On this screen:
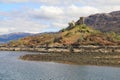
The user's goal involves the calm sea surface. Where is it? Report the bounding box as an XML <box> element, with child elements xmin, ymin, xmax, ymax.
<box><xmin>0</xmin><ymin>51</ymin><xmax>120</xmax><ymax>80</ymax></box>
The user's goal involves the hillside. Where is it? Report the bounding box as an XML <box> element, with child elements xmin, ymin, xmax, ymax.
<box><xmin>7</xmin><ymin>24</ymin><xmax>120</xmax><ymax>47</ymax></box>
<box><xmin>84</xmin><ymin>10</ymin><xmax>120</xmax><ymax>33</ymax></box>
<box><xmin>0</xmin><ymin>32</ymin><xmax>33</xmax><ymax>43</ymax></box>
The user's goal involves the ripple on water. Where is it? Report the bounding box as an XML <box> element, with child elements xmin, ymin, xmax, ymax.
<box><xmin>0</xmin><ymin>51</ymin><xmax>120</xmax><ymax>80</ymax></box>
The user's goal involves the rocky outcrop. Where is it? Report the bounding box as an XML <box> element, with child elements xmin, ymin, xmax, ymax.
<box><xmin>78</xmin><ymin>11</ymin><xmax>120</xmax><ymax>34</ymax></box>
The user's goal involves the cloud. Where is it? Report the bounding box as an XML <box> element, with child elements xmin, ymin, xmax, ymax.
<box><xmin>0</xmin><ymin>0</ymin><xmax>61</xmax><ymax>4</ymax></box>
<box><xmin>31</xmin><ymin>5</ymin><xmax>100</xmax><ymax>21</ymax></box>
<box><xmin>79</xmin><ymin>0</ymin><xmax>120</xmax><ymax>6</ymax></box>
<box><xmin>0</xmin><ymin>0</ymin><xmax>120</xmax><ymax>6</ymax></box>
<box><xmin>31</xmin><ymin>5</ymin><xmax>100</xmax><ymax>27</ymax></box>
<box><xmin>0</xmin><ymin>0</ymin><xmax>120</xmax><ymax>34</ymax></box>
<box><xmin>32</xmin><ymin>6</ymin><xmax>64</xmax><ymax>20</ymax></box>
<box><xmin>52</xmin><ymin>22</ymin><xmax>68</xmax><ymax>28</ymax></box>
<box><xmin>65</xmin><ymin>5</ymin><xmax>100</xmax><ymax>18</ymax></box>
<box><xmin>0</xmin><ymin>28</ymin><xmax>9</xmax><ymax>34</ymax></box>
<box><xmin>0</xmin><ymin>18</ymin><xmax>49</xmax><ymax>34</ymax></box>
<box><xmin>0</xmin><ymin>0</ymin><xmax>28</xmax><ymax>3</ymax></box>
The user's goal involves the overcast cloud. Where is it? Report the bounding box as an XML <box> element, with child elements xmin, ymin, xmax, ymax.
<box><xmin>0</xmin><ymin>0</ymin><xmax>120</xmax><ymax>34</ymax></box>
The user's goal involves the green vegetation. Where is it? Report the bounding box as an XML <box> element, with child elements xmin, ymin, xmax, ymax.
<box><xmin>105</xmin><ymin>31</ymin><xmax>120</xmax><ymax>41</ymax></box>
<box><xmin>6</xmin><ymin>23</ymin><xmax>120</xmax><ymax>47</ymax></box>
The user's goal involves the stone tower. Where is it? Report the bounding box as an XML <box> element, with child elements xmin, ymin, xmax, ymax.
<box><xmin>80</xmin><ymin>17</ymin><xmax>85</xmax><ymax>24</ymax></box>
<box><xmin>76</xmin><ymin>17</ymin><xmax>85</xmax><ymax>25</ymax></box>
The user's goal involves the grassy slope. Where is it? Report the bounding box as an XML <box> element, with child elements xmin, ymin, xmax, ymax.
<box><xmin>7</xmin><ymin>24</ymin><xmax>120</xmax><ymax>47</ymax></box>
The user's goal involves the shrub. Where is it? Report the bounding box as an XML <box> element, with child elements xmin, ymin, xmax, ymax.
<box><xmin>65</xmin><ymin>32</ymin><xmax>73</xmax><ymax>37</ymax></box>
<box><xmin>53</xmin><ymin>36</ymin><xmax>62</xmax><ymax>43</ymax></box>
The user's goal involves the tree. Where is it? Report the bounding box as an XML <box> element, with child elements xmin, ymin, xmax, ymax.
<box><xmin>68</xmin><ymin>20</ymin><xmax>75</xmax><ymax>28</ymax></box>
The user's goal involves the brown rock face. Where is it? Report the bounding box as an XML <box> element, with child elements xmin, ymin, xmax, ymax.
<box><xmin>82</xmin><ymin>11</ymin><xmax>120</xmax><ymax>34</ymax></box>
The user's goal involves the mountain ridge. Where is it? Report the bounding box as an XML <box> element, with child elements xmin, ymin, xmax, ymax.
<box><xmin>0</xmin><ymin>32</ymin><xmax>33</xmax><ymax>43</ymax></box>
<box><xmin>83</xmin><ymin>10</ymin><xmax>120</xmax><ymax>33</ymax></box>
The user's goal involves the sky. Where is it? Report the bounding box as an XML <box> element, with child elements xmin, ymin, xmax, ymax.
<box><xmin>0</xmin><ymin>0</ymin><xmax>120</xmax><ymax>34</ymax></box>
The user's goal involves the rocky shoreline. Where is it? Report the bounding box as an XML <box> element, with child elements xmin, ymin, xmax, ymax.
<box><xmin>1</xmin><ymin>46</ymin><xmax>120</xmax><ymax>67</ymax></box>
<box><xmin>20</xmin><ymin>52</ymin><xmax>120</xmax><ymax>67</ymax></box>
<box><xmin>0</xmin><ymin>46</ymin><xmax>120</xmax><ymax>53</ymax></box>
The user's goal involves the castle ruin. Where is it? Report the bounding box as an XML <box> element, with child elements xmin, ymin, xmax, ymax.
<box><xmin>76</xmin><ymin>17</ymin><xmax>85</xmax><ymax>25</ymax></box>
<box><xmin>68</xmin><ymin>17</ymin><xmax>85</xmax><ymax>28</ymax></box>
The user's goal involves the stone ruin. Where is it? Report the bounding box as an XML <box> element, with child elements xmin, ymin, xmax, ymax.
<box><xmin>68</xmin><ymin>17</ymin><xmax>85</xmax><ymax>28</ymax></box>
<box><xmin>76</xmin><ymin>17</ymin><xmax>85</xmax><ymax>25</ymax></box>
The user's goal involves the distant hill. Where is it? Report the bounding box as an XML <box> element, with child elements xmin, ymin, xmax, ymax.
<box><xmin>7</xmin><ymin>24</ymin><xmax>120</xmax><ymax>47</ymax></box>
<box><xmin>83</xmin><ymin>11</ymin><xmax>120</xmax><ymax>33</ymax></box>
<box><xmin>0</xmin><ymin>32</ymin><xmax>33</xmax><ymax>43</ymax></box>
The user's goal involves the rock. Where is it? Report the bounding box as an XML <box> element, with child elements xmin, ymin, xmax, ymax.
<box><xmin>79</xmin><ymin>11</ymin><xmax>120</xmax><ymax>34</ymax></box>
